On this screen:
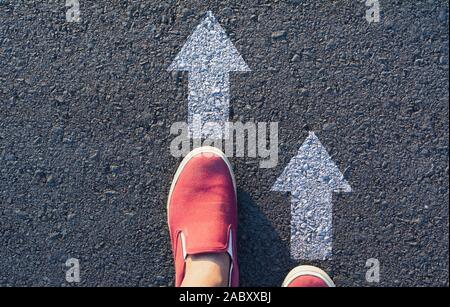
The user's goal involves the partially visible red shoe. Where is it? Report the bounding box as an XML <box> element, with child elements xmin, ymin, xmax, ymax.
<box><xmin>282</xmin><ymin>265</ymin><xmax>336</xmax><ymax>287</ymax></box>
<box><xmin>167</xmin><ymin>146</ymin><xmax>238</xmax><ymax>287</ymax></box>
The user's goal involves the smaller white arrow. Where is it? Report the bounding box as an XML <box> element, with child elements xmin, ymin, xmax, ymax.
<box><xmin>272</xmin><ymin>132</ymin><xmax>351</xmax><ymax>260</ymax></box>
<box><xmin>168</xmin><ymin>11</ymin><xmax>250</xmax><ymax>139</ymax></box>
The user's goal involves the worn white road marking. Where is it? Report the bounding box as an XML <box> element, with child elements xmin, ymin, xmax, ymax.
<box><xmin>168</xmin><ymin>11</ymin><xmax>250</xmax><ymax>139</ymax></box>
<box><xmin>272</xmin><ymin>132</ymin><xmax>351</xmax><ymax>260</ymax></box>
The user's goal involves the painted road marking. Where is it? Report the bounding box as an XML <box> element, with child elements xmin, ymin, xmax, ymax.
<box><xmin>168</xmin><ymin>11</ymin><xmax>250</xmax><ymax>139</ymax></box>
<box><xmin>272</xmin><ymin>132</ymin><xmax>351</xmax><ymax>260</ymax></box>
<box><xmin>168</xmin><ymin>11</ymin><xmax>352</xmax><ymax>260</ymax></box>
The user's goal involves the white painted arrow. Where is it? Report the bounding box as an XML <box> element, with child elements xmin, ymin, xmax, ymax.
<box><xmin>272</xmin><ymin>132</ymin><xmax>351</xmax><ymax>260</ymax></box>
<box><xmin>168</xmin><ymin>11</ymin><xmax>250</xmax><ymax>139</ymax></box>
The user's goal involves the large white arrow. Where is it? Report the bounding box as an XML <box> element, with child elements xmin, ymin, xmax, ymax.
<box><xmin>168</xmin><ymin>11</ymin><xmax>250</xmax><ymax>139</ymax></box>
<box><xmin>272</xmin><ymin>132</ymin><xmax>351</xmax><ymax>260</ymax></box>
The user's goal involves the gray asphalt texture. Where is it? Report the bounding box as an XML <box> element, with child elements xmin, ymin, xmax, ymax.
<box><xmin>0</xmin><ymin>0</ymin><xmax>448</xmax><ymax>287</ymax></box>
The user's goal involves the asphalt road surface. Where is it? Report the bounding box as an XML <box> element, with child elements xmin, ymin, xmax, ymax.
<box><xmin>0</xmin><ymin>0</ymin><xmax>448</xmax><ymax>287</ymax></box>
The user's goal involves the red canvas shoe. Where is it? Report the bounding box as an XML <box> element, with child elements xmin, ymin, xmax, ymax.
<box><xmin>167</xmin><ymin>146</ymin><xmax>238</xmax><ymax>287</ymax></box>
<box><xmin>282</xmin><ymin>265</ymin><xmax>335</xmax><ymax>287</ymax></box>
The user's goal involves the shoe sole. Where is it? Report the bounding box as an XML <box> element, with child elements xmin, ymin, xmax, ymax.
<box><xmin>167</xmin><ymin>146</ymin><xmax>237</xmax><ymax>225</ymax></box>
<box><xmin>282</xmin><ymin>265</ymin><xmax>336</xmax><ymax>287</ymax></box>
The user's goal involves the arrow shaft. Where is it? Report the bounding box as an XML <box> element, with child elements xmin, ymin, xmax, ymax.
<box><xmin>290</xmin><ymin>188</ymin><xmax>333</xmax><ymax>260</ymax></box>
<box><xmin>272</xmin><ymin>132</ymin><xmax>351</xmax><ymax>260</ymax></box>
<box><xmin>188</xmin><ymin>71</ymin><xmax>230</xmax><ymax>139</ymax></box>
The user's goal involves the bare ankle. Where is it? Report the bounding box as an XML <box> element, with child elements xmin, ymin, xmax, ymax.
<box><xmin>181</xmin><ymin>253</ymin><xmax>230</xmax><ymax>287</ymax></box>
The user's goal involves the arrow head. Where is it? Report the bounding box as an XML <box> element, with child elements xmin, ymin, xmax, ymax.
<box><xmin>272</xmin><ymin>132</ymin><xmax>351</xmax><ymax>194</ymax></box>
<box><xmin>168</xmin><ymin>11</ymin><xmax>250</xmax><ymax>73</ymax></box>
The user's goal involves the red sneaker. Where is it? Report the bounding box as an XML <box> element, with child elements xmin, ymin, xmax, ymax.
<box><xmin>282</xmin><ymin>265</ymin><xmax>336</xmax><ymax>287</ymax></box>
<box><xmin>167</xmin><ymin>146</ymin><xmax>238</xmax><ymax>287</ymax></box>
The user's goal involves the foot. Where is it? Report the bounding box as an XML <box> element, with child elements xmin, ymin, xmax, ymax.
<box><xmin>282</xmin><ymin>265</ymin><xmax>335</xmax><ymax>287</ymax></box>
<box><xmin>167</xmin><ymin>146</ymin><xmax>238</xmax><ymax>287</ymax></box>
<box><xmin>182</xmin><ymin>253</ymin><xmax>230</xmax><ymax>287</ymax></box>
